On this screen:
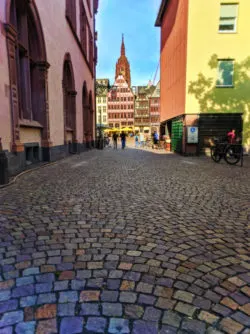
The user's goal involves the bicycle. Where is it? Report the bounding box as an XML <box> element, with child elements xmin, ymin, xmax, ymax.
<box><xmin>210</xmin><ymin>138</ymin><xmax>243</xmax><ymax>165</ymax></box>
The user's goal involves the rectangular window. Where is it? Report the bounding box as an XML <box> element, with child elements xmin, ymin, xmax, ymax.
<box><xmin>216</xmin><ymin>60</ymin><xmax>234</xmax><ymax>87</ymax></box>
<box><xmin>66</xmin><ymin>0</ymin><xmax>76</xmax><ymax>31</ymax></box>
<box><xmin>103</xmin><ymin>106</ymin><xmax>106</xmax><ymax>113</ymax></box>
<box><xmin>97</xmin><ymin>97</ymin><xmax>101</xmax><ymax>103</ymax></box>
<box><xmin>219</xmin><ymin>4</ymin><xmax>238</xmax><ymax>32</ymax></box>
<box><xmin>103</xmin><ymin>97</ymin><xmax>106</xmax><ymax>103</ymax></box>
<box><xmin>80</xmin><ymin>1</ymin><xmax>87</xmax><ymax>54</ymax></box>
<box><xmin>103</xmin><ymin>115</ymin><xmax>107</xmax><ymax>122</ymax></box>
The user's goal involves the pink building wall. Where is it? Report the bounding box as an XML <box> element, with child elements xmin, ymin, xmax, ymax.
<box><xmin>36</xmin><ymin>0</ymin><xmax>95</xmax><ymax>146</ymax></box>
<box><xmin>0</xmin><ymin>2</ymin><xmax>12</xmax><ymax>151</ymax></box>
<box><xmin>0</xmin><ymin>0</ymin><xmax>97</xmax><ymax>173</ymax></box>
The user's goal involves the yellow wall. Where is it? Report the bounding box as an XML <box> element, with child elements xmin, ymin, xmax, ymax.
<box><xmin>96</xmin><ymin>96</ymin><xmax>108</xmax><ymax>125</ymax></box>
<box><xmin>186</xmin><ymin>0</ymin><xmax>250</xmax><ymax>150</ymax></box>
<box><xmin>20</xmin><ymin>128</ymin><xmax>42</xmax><ymax>144</ymax></box>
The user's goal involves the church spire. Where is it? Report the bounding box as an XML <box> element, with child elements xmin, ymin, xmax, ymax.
<box><xmin>121</xmin><ymin>34</ymin><xmax>125</xmax><ymax>56</ymax></box>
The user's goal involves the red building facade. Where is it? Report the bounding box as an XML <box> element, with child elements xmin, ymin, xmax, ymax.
<box><xmin>155</xmin><ymin>0</ymin><xmax>188</xmax><ymax>122</ymax></box>
<box><xmin>134</xmin><ymin>85</ymin><xmax>155</xmax><ymax>134</ymax></box>
<box><xmin>107</xmin><ymin>75</ymin><xmax>134</xmax><ymax>129</ymax></box>
<box><xmin>115</xmin><ymin>35</ymin><xmax>131</xmax><ymax>87</ymax></box>
<box><xmin>149</xmin><ymin>81</ymin><xmax>161</xmax><ymax>133</ymax></box>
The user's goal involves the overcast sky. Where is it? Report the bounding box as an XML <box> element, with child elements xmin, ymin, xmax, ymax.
<box><xmin>96</xmin><ymin>0</ymin><xmax>161</xmax><ymax>86</ymax></box>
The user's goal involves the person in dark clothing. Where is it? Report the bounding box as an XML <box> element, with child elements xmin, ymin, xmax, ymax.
<box><xmin>120</xmin><ymin>131</ymin><xmax>126</xmax><ymax>149</ymax></box>
<box><xmin>112</xmin><ymin>132</ymin><xmax>118</xmax><ymax>149</ymax></box>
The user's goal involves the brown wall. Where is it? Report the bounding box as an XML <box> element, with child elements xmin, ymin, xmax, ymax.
<box><xmin>160</xmin><ymin>0</ymin><xmax>189</xmax><ymax>122</ymax></box>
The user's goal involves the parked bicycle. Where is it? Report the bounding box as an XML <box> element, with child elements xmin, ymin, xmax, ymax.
<box><xmin>210</xmin><ymin>138</ymin><xmax>243</xmax><ymax>166</ymax></box>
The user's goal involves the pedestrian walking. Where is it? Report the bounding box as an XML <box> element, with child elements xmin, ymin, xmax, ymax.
<box><xmin>139</xmin><ymin>132</ymin><xmax>145</xmax><ymax>147</ymax></box>
<box><xmin>153</xmin><ymin>131</ymin><xmax>159</xmax><ymax>149</ymax></box>
<box><xmin>120</xmin><ymin>131</ymin><xmax>126</xmax><ymax>149</ymax></box>
<box><xmin>112</xmin><ymin>132</ymin><xmax>118</xmax><ymax>149</ymax></box>
<box><xmin>135</xmin><ymin>133</ymin><xmax>139</xmax><ymax>148</ymax></box>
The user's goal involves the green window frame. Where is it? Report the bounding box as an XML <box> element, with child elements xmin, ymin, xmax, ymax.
<box><xmin>216</xmin><ymin>60</ymin><xmax>234</xmax><ymax>87</ymax></box>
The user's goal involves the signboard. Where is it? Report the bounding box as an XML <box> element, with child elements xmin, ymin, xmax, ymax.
<box><xmin>187</xmin><ymin>126</ymin><xmax>198</xmax><ymax>144</ymax></box>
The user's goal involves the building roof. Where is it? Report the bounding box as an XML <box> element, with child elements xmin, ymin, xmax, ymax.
<box><xmin>151</xmin><ymin>81</ymin><xmax>160</xmax><ymax>97</ymax></box>
<box><xmin>155</xmin><ymin>0</ymin><xmax>169</xmax><ymax>26</ymax></box>
<box><xmin>96</xmin><ymin>79</ymin><xmax>110</xmax><ymax>96</ymax></box>
<box><xmin>134</xmin><ymin>85</ymin><xmax>156</xmax><ymax>97</ymax></box>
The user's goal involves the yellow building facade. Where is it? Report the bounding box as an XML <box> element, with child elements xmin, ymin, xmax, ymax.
<box><xmin>96</xmin><ymin>79</ymin><xmax>110</xmax><ymax>127</ymax></box>
<box><xmin>186</xmin><ymin>0</ymin><xmax>250</xmax><ymax>151</ymax></box>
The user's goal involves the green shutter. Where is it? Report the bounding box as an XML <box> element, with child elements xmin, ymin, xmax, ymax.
<box><xmin>171</xmin><ymin>120</ymin><xmax>183</xmax><ymax>153</ymax></box>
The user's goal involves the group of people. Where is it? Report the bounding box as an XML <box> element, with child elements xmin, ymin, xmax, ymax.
<box><xmin>134</xmin><ymin>131</ymin><xmax>159</xmax><ymax>149</ymax></box>
<box><xmin>111</xmin><ymin>130</ymin><xmax>160</xmax><ymax>150</ymax></box>
<box><xmin>107</xmin><ymin>129</ymin><xmax>238</xmax><ymax>151</ymax></box>
<box><xmin>112</xmin><ymin>132</ymin><xmax>126</xmax><ymax>149</ymax></box>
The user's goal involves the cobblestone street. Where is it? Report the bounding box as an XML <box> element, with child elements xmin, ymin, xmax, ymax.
<box><xmin>0</xmin><ymin>148</ymin><xmax>250</xmax><ymax>334</ymax></box>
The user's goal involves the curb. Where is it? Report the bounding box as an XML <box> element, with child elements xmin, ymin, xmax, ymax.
<box><xmin>0</xmin><ymin>149</ymin><xmax>97</xmax><ymax>190</ymax></box>
<box><xmin>0</xmin><ymin>161</ymin><xmax>59</xmax><ymax>189</ymax></box>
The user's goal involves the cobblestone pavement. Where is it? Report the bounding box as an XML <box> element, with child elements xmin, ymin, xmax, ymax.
<box><xmin>0</xmin><ymin>148</ymin><xmax>250</xmax><ymax>334</ymax></box>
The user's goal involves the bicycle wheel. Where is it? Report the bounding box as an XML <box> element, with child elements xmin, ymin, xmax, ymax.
<box><xmin>224</xmin><ymin>145</ymin><xmax>241</xmax><ymax>165</ymax></box>
<box><xmin>211</xmin><ymin>147</ymin><xmax>221</xmax><ymax>163</ymax></box>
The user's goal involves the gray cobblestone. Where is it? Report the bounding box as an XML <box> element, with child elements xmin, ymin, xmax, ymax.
<box><xmin>133</xmin><ymin>320</ymin><xmax>158</xmax><ymax>334</ymax></box>
<box><xmin>86</xmin><ymin>317</ymin><xmax>107</xmax><ymax>333</ymax></box>
<box><xmin>181</xmin><ymin>319</ymin><xmax>206</xmax><ymax>334</ymax></box>
<box><xmin>162</xmin><ymin>310</ymin><xmax>182</xmax><ymax>328</ymax></box>
<box><xmin>80</xmin><ymin>303</ymin><xmax>100</xmax><ymax>316</ymax></box>
<box><xmin>102</xmin><ymin>303</ymin><xmax>123</xmax><ymax>317</ymax></box>
<box><xmin>0</xmin><ymin>146</ymin><xmax>249</xmax><ymax>333</ymax></box>
<box><xmin>143</xmin><ymin>307</ymin><xmax>162</xmax><ymax>322</ymax></box>
<box><xmin>109</xmin><ymin>318</ymin><xmax>130</xmax><ymax>333</ymax></box>
<box><xmin>58</xmin><ymin>303</ymin><xmax>76</xmax><ymax>316</ymax></box>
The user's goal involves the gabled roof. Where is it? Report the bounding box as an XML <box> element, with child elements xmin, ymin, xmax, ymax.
<box><xmin>155</xmin><ymin>0</ymin><xmax>170</xmax><ymax>27</ymax></box>
<box><xmin>151</xmin><ymin>81</ymin><xmax>160</xmax><ymax>97</ymax></box>
<box><xmin>96</xmin><ymin>79</ymin><xmax>110</xmax><ymax>96</ymax></box>
<box><xmin>134</xmin><ymin>85</ymin><xmax>156</xmax><ymax>97</ymax></box>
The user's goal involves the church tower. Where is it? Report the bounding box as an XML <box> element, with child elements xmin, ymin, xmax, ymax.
<box><xmin>115</xmin><ymin>35</ymin><xmax>131</xmax><ymax>87</ymax></box>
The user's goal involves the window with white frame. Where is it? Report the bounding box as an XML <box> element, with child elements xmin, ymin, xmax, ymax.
<box><xmin>103</xmin><ymin>106</ymin><xmax>107</xmax><ymax>113</ymax></box>
<box><xmin>103</xmin><ymin>97</ymin><xmax>106</xmax><ymax>103</ymax></box>
<box><xmin>216</xmin><ymin>60</ymin><xmax>234</xmax><ymax>87</ymax></box>
<box><xmin>97</xmin><ymin>97</ymin><xmax>101</xmax><ymax>103</ymax></box>
<box><xmin>219</xmin><ymin>4</ymin><xmax>238</xmax><ymax>32</ymax></box>
<box><xmin>103</xmin><ymin>115</ymin><xmax>107</xmax><ymax>122</ymax></box>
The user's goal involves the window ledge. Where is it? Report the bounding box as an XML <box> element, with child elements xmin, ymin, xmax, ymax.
<box><xmin>19</xmin><ymin>119</ymin><xmax>43</xmax><ymax>128</ymax></box>
<box><xmin>216</xmin><ymin>85</ymin><xmax>234</xmax><ymax>88</ymax></box>
<box><xmin>66</xmin><ymin>127</ymin><xmax>73</xmax><ymax>132</ymax></box>
<box><xmin>218</xmin><ymin>31</ymin><xmax>237</xmax><ymax>34</ymax></box>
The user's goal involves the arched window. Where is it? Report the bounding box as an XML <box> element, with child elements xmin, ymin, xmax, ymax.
<box><xmin>10</xmin><ymin>0</ymin><xmax>46</xmax><ymax>121</ymax></box>
<box><xmin>89</xmin><ymin>91</ymin><xmax>94</xmax><ymax>140</ymax></box>
<box><xmin>63</xmin><ymin>54</ymin><xmax>76</xmax><ymax>144</ymax></box>
<box><xmin>82</xmin><ymin>81</ymin><xmax>89</xmax><ymax>139</ymax></box>
<box><xmin>89</xmin><ymin>29</ymin><xmax>93</xmax><ymax>70</ymax></box>
<box><xmin>66</xmin><ymin>0</ymin><xmax>76</xmax><ymax>31</ymax></box>
<box><xmin>6</xmin><ymin>0</ymin><xmax>50</xmax><ymax>151</ymax></box>
<box><xmin>80</xmin><ymin>0</ymin><xmax>87</xmax><ymax>54</ymax></box>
